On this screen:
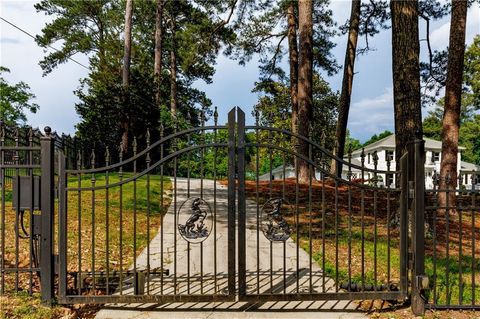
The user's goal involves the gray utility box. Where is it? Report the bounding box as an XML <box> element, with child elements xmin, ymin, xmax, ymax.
<box><xmin>12</xmin><ymin>176</ymin><xmax>41</xmax><ymax>211</ymax></box>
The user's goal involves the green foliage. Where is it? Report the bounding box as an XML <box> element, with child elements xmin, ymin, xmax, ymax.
<box><xmin>423</xmin><ymin>102</ymin><xmax>480</xmax><ymax>165</ymax></box>
<box><xmin>34</xmin><ymin>0</ymin><xmax>234</xmax><ymax>155</ymax></box>
<box><xmin>0</xmin><ymin>67</ymin><xmax>39</xmax><ymax>126</ymax></box>
<box><xmin>252</xmin><ymin>73</ymin><xmax>338</xmax><ymax>163</ymax></box>
<box><xmin>464</xmin><ymin>35</ymin><xmax>480</xmax><ymax>108</ymax></box>
<box><xmin>227</xmin><ymin>0</ymin><xmax>338</xmax><ymax>79</ymax></box>
<box><xmin>345</xmin><ymin>129</ymin><xmax>361</xmax><ymax>152</ymax></box>
<box><xmin>362</xmin><ymin>130</ymin><xmax>392</xmax><ymax>147</ymax></box>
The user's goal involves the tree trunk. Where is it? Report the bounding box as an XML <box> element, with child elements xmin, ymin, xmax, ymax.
<box><xmin>390</xmin><ymin>0</ymin><xmax>422</xmax><ymax>168</ymax></box>
<box><xmin>121</xmin><ymin>0</ymin><xmax>133</xmax><ymax>153</ymax></box>
<box><xmin>439</xmin><ymin>0</ymin><xmax>468</xmax><ymax>209</ymax></box>
<box><xmin>287</xmin><ymin>2</ymin><xmax>299</xmax><ymax>135</ymax></box>
<box><xmin>297</xmin><ymin>0</ymin><xmax>313</xmax><ymax>183</ymax></box>
<box><xmin>154</xmin><ymin>0</ymin><xmax>164</xmax><ymax>107</ymax></box>
<box><xmin>170</xmin><ymin>48</ymin><xmax>177</xmax><ymax>118</ymax></box>
<box><xmin>331</xmin><ymin>0</ymin><xmax>361</xmax><ymax>177</ymax></box>
<box><xmin>122</xmin><ymin>0</ymin><xmax>133</xmax><ymax>87</ymax></box>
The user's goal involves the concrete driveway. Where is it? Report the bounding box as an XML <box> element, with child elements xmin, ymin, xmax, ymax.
<box><xmin>95</xmin><ymin>178</ymin><xmax>368</xmax><ymax>319</ymax></box>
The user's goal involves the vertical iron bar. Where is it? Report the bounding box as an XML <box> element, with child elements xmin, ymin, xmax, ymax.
<box><xmin>105</xmin><ymin>148</ymin><xmax>110</xmax><ymax>295</ymax></box>
<box><xmin>269</xmin><ymin>126</ymin><xmax>273</xmax><ymax>292</ymax></box>
<box><xmin>213</xmin><ymin>107</ymin><xmax>218</xmax><ymax>294</ymax></box>
<box><xmin>472</xmin><ymin>190</ymin><xmax>476</xmax><ymax>306</ymax></box>
<box><xmin>160</xmin><ymin>126</ymin><xmax>164</xmax><ymax>296</ymax></box>
<box><xmin>14</xmin><ymin>130</ymin><xmax>19</xmax><ymax>292</ymax></box>
<box><xmin>255</xmin><ymin>111</ymin><xmax>260</xmax><ymax>294</ymax></box>
<box><xmin>459</xmin><ymin>196</ymin><xmax>463</xmax><ymax>305</ymax></box>
<box><xmin>0</xmin><ymin>125</ymin><xmax>5</xmax><ymax>295</ymax></box>
<box><xmin>119</xmin><ymin>147</ymin><xmax>124</xmax><ymax>295</ymax></box>
<box><xmin>321</xmin><ymin>173</ymin><xmax>326</xmax><ymax>292</ymax></box>
<box><xmin>334</xmin><ymin>180</ymin><xmax>339</xmax><ymax>292</ymax></box>
<box><xmin>308</xmin><ymin>137</ymin><xmax>313</xmax><ymax>293</ymax></box>
<box><xmin>200</xmin><ymin>111</ymin><xmax>205</xmax><ymax>294</ymax></box>
<box><xmin>295</xmin><ymin>155</ymin><xmax>300</xmax><ymax>293</ymax></box>
<box><xmin>446</xmin><ymin>179</ymin><xmax>450</xmax><ymax>305</ymax></box>
<box><xmin>282</xmin><ymin>151</ymin><xmax>286</xmax><ymax>294</ymax></box>
<box><xmin>28</xmin><ymin>129</ymin><xmax>33</xmax><ymax>294</ymax></box>
<box><xmin>146</xmin><ymin>132</ymin><xmax>151</xmax><ymax>295</ymax></box>
<box><xmin>347</xmin><ymin>154</ymin><xmax>352</xmax><ymax>291</ymax></box>
<box><xmin>90</xmin><ymin>150</ymin><xmax>96</xmax><ymax>292</ymax></box>
<box><xmin>373</xmin><ymin>152</ymin><xmax>378</xmax><ymax>292</ymax></box>
<box><xmin>77</xmin><ymin>153</ymin><xmax>82</xmax><ymax>294</ymax></box>
<box><xmin>173</xmin><ymin>126</ymin><xmax>177</xmax><ymax>294</ymax></box>
<box><xmin>133</xmin><ymin>139</ymin><xmax>138</xmax><ymax>294</ymax></box>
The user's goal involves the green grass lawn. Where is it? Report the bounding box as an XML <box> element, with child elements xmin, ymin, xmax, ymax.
<box><xmin>0</xmin><ymin>172</ymin><xmax>172</xmax><ymax>293</ymax></box>
<box><xmin>244</xmin><ymin>179</ymin><xmax>480</xmax><ymax>306</ymax></box>
<box><xmin>64</xmin><ymin>172</ymin><xmax>172</xmax><ymax>274</ymax></box>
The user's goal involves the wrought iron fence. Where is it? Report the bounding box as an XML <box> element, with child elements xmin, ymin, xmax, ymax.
<box><xmin>424</xmin><ymin>170</ymin><xmax>480</xmax><ymax>309</ymax></box>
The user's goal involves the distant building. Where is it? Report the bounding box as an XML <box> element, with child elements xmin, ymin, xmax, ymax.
<box><xmin>259</xmin><ymin>134</ymin><xmax>480</xmax><ymax>189</ymax></box>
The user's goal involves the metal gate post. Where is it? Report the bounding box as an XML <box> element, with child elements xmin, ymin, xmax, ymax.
<box><xmin>237</xmin><ymin>108</ymin><xmax>246</xmax><ymax>298</ymax></box>
<box><xmin>227</xmin><ymin>108</ymin><xmax>236</xmax><ymax>296</ymax></box>
<box><xmin>58</xmin><ymin>152</ymin><xmax>67</xmax><ymax>302</ymax></box>
<box><xmin>399</xmin><ymin>153</ymin><xmax>409</xmax><ymax>296</ymax></box>
<box><xmin>411</xmin><ymin>138</ymin><xmax>427</xmax><ymax>315</ymax></box>
<box><xmin>40</xmin><ymin>127</ymin><xmax>55</xmax><ymax>304</ymax></box>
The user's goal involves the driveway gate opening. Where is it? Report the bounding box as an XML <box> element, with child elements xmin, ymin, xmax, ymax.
<box><xmin>54</xmin><ymin>107</ymin><xmax>411</xmax><ymax>305</ymax></box>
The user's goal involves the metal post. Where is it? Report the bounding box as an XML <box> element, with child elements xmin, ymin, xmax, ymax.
<box><xmin>237</xmin><ymin>108</ymin><xmax>246</xmax><ymax>297</ymax></box>
<box><xmin>58</xmin><ymin>152</ymin><xmax>67</xmax><ymax>302</ymax></box>
<box><xmin>227</xmin><ymin>108</ymin><xmax>236</xmax><ymax>297</ymax></box>
<box><xmin>40</xmin><ymin>127</ymin><xmax>55</xmax><ymax>304</ymax></box>
<box><xmin>399</xmin><ymin>153</ymin><xmax>409</xmax><ymax>296</ymax></box>
<box><xmin>411</xmin><ymin>139</ymin><xmax>427</xmax><ymax>315</ymax></box>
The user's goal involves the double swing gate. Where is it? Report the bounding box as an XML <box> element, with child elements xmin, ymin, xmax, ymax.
<box><xmin>1</xmin><ymin>107</ymin><xmax>479</xmax><ymax>314</ymax></box>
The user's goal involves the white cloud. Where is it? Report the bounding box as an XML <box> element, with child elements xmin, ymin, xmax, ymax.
<box><xmin>0</xmin><ymin>0</ymin><xmax>89</xmax><ymax>134</ymax></box>
<box><xmin>429</xmin><ymin>4</ymin><xmax>480</xmax><ymax>50</ymax></box>
<box><xmin>348</xmin><ymin>88</ymin><xmax>394</xmax><ymax>141</ymax></box>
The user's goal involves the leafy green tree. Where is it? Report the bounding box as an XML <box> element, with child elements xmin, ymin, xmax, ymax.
<box><xmin>252</xmin><ymin>73</ymin><xmax>338</xmax><ymax>167</ymax></box>
<box><xmin>0</xmin><ymin>67</ymin><xmax>39</xmax><ymax>126</ymax></box>
<box><xmin>460</xmin><ymin>114</ymin><xmax>480</xmax><ymax>165</ymax></box>
<box><xmin>362</xmin><ymin>130</ymin><xmax>393</xmax><ymax>147</ymax></box>
<box><xmin>423</xmin><ymin>100</ymin><xmax>480</xmax><ymax>165</ymax></box>
<box><xmin>345</xmin><ymin>130</ymin><xmax>361</xmax><ymax>152</ymax></box>
<box><xmin>464</xmin><ymin>35</ymin><xmax>480</xmax><ymax>107</ymax></box>
<box><xmin>34</xmin><ymin>0</ymin><xmax>233</xmax><ymax>157</ymax></box>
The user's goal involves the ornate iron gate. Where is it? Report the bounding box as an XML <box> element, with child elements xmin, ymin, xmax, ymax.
<box><xmin>235</xmin><ymin>108</ymin><xmax>410</xmax><ymax>303</ymax></box>
<box><xmin>57</xmin><ymin>108</ymin><xmax>237</xmax><ymax>304</ymax></box>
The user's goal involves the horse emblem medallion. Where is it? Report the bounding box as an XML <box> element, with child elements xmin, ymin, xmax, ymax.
<box><xmin>261</xmin><ymin>198</ymin><xmax>292</xmax><ymax>242</ymax></box>
<box><xmin>177</xmin><ymin>197</ymin><xmax>212</xmax><ymax>244</ymax></box>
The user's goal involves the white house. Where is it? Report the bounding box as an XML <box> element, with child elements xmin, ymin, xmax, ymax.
<box><xmin>259</xmin><ymin>134</ymin><xmax>480</xmax><ymax>189</ymax></box>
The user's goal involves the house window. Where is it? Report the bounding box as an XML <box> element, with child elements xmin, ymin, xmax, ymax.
<box><xmin>386</xmin><ymin>174</ymin><xmax>394</xmax><ymax>187</ymax></box>
<box><xmin>385</xmin><ymin>150</ymin><xmax>394</xmax><ymax>162</ymax></box>
<box><xmin>432</xmin><ymin>152</ymin><xmax>440</xmax><ymax>163</ymax></box>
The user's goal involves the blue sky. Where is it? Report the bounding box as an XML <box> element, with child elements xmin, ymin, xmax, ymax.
<box><xmin>1</xmin><ymin>0</ymin><xmax>479</xmax><ymax>142</ymax></box>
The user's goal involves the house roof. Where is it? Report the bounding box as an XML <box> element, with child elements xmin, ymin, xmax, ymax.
<box><xmin>461</xmin><ymin>161</ymin><xmax>480</xmax><ymax>171</ymax></box>
<box><xmin>352</xmin><ymin>134</ymin><xmax>465</xmax><ymax>155</ymax></box>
